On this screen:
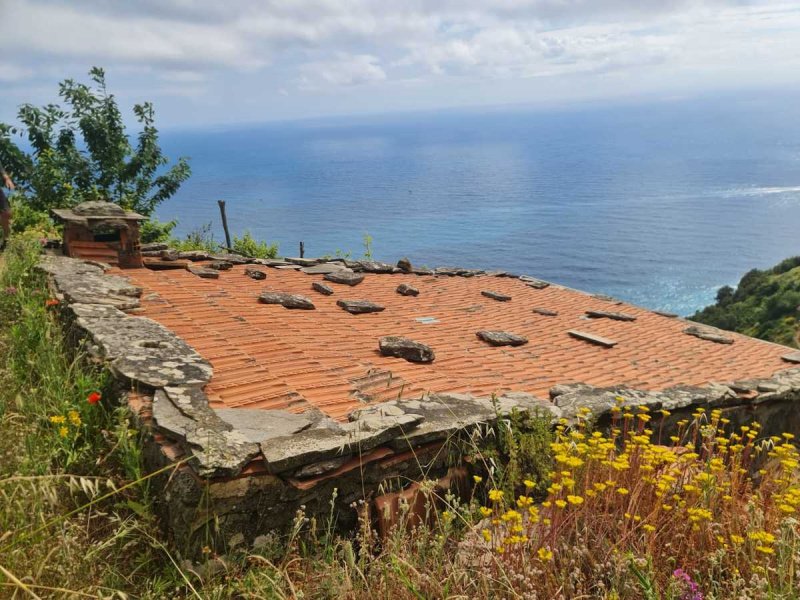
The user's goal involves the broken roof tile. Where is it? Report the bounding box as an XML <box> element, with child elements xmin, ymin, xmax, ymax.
<box><xmin>568</xmin><ymin>330</ymin><xmax>618</xmax><ymax>348</ymax></box>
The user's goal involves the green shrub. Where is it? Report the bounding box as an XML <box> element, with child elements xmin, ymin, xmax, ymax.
<box><xmin>170</xmin><ymin>222</ymin><xmax>220</xmax><ymax>254</ymax></box>
<box><xmin>8</xmin><ymin>201</ymin><xmax>58</xmax><ymax>238</ymax></box>
<box><xmin>232</xmin><ymin>230</ymin><xmax>279</xmax><ymax>259</ymax></box>
<box><xmin>140</xmin><ymin>217</ymin><xmax>178</xmax><ymax>244</ymax></box>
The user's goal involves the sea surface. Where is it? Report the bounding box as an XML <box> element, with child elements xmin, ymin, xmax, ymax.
<box><xmin>157</xmin><ymin>94</ymin><xmax>800</xmax><ymax>316</ymax></box>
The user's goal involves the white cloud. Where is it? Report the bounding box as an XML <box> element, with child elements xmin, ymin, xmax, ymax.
<box><xmin>0</xmin><ymin>63</ymin><xmax>35</xmax><ymax>82</ymax></box>
<box><xmin>1</xmin><ymin>0</ymin><xmax>263</xmax><ymax>70</ymax></box>
<box><xmin>1</xmin><ymin>0</ymin><xmax>800</xmax><ymax>124</ymax></box>
<box><xmin>297</xmin><ymin>54</ymin><xmax>386</xmax><ymax>90</ymax></box>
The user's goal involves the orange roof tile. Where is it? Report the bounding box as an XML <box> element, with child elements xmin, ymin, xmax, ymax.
<box><xmin>120</xmin><ymin>264</ymin><xmax>795</xmax><ymax>421</ymax></box>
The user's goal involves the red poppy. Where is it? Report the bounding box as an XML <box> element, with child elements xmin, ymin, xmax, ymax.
<box><xmin>87</xmin><ymin>392</ymin><xmax>102</xmax><ymax>404</ymax></box>
<box><xmin>45</xmin><ymin>299</ymin><xmax>59</xmax><ymax>307</ymax></box>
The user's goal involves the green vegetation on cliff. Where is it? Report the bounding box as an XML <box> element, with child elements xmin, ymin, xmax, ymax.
<box><xmin>692</xmin><ymin>256</ymin><xmax>800</xmax><ymax>348</ymax></box>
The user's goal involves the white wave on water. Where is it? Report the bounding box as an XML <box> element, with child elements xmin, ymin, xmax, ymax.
<box><xmin>649</xmin><ymin>185</ymin><xmax>800</xmax><ymax>204</ymax></box>
<box><xmin>721</xmin><ymin>185</ymin><xmax>800</xmax><ymax>198</ymax></box>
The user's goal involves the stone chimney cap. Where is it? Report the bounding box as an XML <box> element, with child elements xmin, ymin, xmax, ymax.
<box><xmin>51</xmin><ymin>201</ymin><xmax>146</xmax><ymax>223</ymax></box>
<box><xmin>73</xmin><ymin>201</ymin><xmax>127</xmax><ymax>217</ymax></box>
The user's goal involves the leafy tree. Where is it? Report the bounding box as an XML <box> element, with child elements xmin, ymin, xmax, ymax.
<box><xmin>0</xmin><ymin>67</ymin><xmax>190</xmax><ymax>217</ymax></box>
<box><xmin>715</xmin><ymin>285</ymin><xmax>734</xmax><ymax>306</ymax></box>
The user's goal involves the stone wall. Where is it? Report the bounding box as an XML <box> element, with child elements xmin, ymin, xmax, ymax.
<box><xmin>38</xmin><ymin>254</ymin><xmax>800</xmax><ymax>557</ymax></box>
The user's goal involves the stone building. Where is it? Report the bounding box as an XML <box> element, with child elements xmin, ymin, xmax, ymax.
<box><xmin>38</xmin><ymin>252</ymin><xmax>800</xmax><ymax>556</ymax></box>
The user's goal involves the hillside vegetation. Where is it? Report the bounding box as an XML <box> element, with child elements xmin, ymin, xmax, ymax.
<box><xmin>692</xmin><ymin>256</ymin><xmax>800</xmax><ymax>348</ymax></box>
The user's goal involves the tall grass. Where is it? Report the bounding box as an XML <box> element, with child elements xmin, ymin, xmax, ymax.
<box><xmin>0</xmin><ymin>235</ymin><xmax>188</xmax><ymax>598</ymax></box>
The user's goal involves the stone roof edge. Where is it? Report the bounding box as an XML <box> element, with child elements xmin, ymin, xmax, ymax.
<box><xmin>38</xmin><ymin>254</ymin><xmax>800</xmax><ymax>483</ymax></box>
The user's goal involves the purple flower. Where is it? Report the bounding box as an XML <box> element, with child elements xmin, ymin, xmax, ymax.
<box><xmin>673</xmin><ymin>569</ymin><xmax>703</xmax><ymax>600</ymax></box>
<box><xmin>4</xmin><ymin>286</ymin><xmax>17</xmax><ymax>295</ymax></box>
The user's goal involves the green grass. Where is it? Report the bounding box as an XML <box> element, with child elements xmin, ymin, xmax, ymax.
<box><xmin>0</xmin><ymin>235</ymin><xmax>191</xmax><ymax>597</ymax></box>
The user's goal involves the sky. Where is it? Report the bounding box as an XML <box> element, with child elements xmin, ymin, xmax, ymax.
<box><xmin>1</xmin><ymin>0</ymin><xmax>800</xmax><ymax>127</ymax></box>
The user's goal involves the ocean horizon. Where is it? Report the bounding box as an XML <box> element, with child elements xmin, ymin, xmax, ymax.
<box><xmin>156</xmin><ymin>93</ymin><xmax>800</xmax><ymax>317</ymax></box>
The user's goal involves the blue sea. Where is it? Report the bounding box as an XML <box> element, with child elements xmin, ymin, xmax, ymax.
<box><xmin>157</xmin><ymin>93</ymin><xmax>800</xmax><ymax>316</ymax></box>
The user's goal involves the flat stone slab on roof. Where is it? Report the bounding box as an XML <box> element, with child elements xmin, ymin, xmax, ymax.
<box><xmin>119</xmin><ymin>263</ymin><xmax>796</xmax><ymax>421</ymax></box>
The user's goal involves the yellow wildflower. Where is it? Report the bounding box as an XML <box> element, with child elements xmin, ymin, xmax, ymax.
<box><xmin>501</xmin><ymin>509</ymin><xmax>522</xmax><ymax>522</ymax></box>
<box><xmin>68</xmin><ymin>410</ymin><xmax>81</xmax><ymax>426</ymax></box>
<box><xmin>488</xmin><ymin>489</ymin><xmax>504</xmax><ymax>502</ymax></box>
<box><xmin>748</xmin><ymin>531</ymin><xmax>776</xmax><ymax>545</ymax></box>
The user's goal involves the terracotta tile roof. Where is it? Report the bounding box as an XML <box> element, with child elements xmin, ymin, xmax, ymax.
<box><xmin>120</xmin><ymin>265</ymin><xmax>794</xmax><ymax>421</ymax></box>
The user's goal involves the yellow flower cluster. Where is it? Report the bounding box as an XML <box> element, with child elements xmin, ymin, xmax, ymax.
<box><xmin>49</xmin><ymin>409</ymin><xmax>82</xmax><ymax>438</ymax></box>
<box><xmin>474</xmin><ymin>397</ymin><xmax>800</xmax><ymax>575</ymax></box>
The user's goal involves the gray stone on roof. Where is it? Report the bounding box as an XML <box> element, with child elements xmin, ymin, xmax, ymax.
<box><xmin>782</xmin><ymin>351</ymin><xmax>800</xmax><ymax>364</ymax></box>
<box><xmin>301</xmin><ymin>263</ymin><xmax>347</xmax><ymax>275</ymax></box>
<box><xmin>396</xmin><ymin>283</ymin><xmax>420</xmax><ymax>297</ymax></box>
<box><xmin>188</xmin><ymin>266</ymin><xmax>220</xmax><ymax>279</ymax></box>
<box><xmin>476</xmin><ymin>330</ymin><xmax>528</xmax><ymax>346</ymax></box>
<box><xmin>259</xmin><ymin>291</ymin><xmax>315</xmax><ymax>310</ymax></box>
<box><xmin>244</xmin><ymin>267</ymin><xmax>267</xmax><ymax>280</ymax></box>
<box><xmin>379</xmin><ymin>336</ymin><xmax>435</xmax><ymax>363</ymax></box>
<box><xmin>337</xmin><ymin>299</ymin><xmax>385</xmax><ymax>314</ymax></box>
<box><xmin>324</xmin><ymin>270</ymin><xmax>365</xmax><ymax>286</ymax></box>
<box><xmin>312</xmin><ymin>281</ymin><xmax>334</xmax><ymax>295</ymax></box>
<box><xmin>684</xmin><ymin>325</ymin><xmax>734</xmax><ymax>345</ymax></box>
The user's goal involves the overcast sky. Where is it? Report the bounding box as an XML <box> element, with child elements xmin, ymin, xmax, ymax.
<box><xmin>1</xmin><ymin>0</ymin><xmax>800</xmax><ymax>128</ymax></box>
